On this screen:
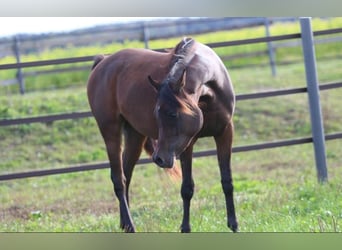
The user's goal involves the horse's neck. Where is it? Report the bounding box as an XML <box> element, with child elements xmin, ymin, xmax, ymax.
<box><xmin>181</xmin><ymin>83</ymin><xmax>206</xmax><ymax>108</ymax></box>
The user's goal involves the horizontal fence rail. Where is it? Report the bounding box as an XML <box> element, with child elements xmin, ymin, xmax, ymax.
<box><xmin>0</xmin><ymin>111</ymin><xmax>92</xmax><ymax>126</ymax></box>
<box><xmin>1</xmin><ymin>133</ymin><xmax>341</xmax><ymax>181</ymax></box>
<box><xmin>0</xmin><ymin>56</ymin><xmax>94</xmax><ymax>70</ymax></box>
<box><xmin>1</xmin><ymin>26</ymin><xmax>342</xmax><ymax>182</ymax></box>
<box><xmin>1</xmin><ymin>81</ymin><xmax>341</xmax><ymax>127</ymax></box>
<box><xmin>1</xmin><ymin>28</ymin><xmax>342</xmax><ymax>71</ymax></box>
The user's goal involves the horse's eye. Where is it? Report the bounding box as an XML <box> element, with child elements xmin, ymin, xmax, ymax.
<box><xmin>166</xmin><ymin>111</ymin><xmax>178</xmax><ymax>118</ymax></box>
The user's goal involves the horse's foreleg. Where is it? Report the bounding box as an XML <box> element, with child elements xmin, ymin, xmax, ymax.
<box><xmin>179</xmin><ymin>143</ymin><xmax>195</xmax><ymax>233</ymax></box>
<box><xmin>214</xmin><ymin>122</ymin><xmax>238</xmax><ymax>232</ymax></box>
<box><xmin>100</xmin><ymin>120</ymin><xmax>135</xmax><ymax>233</ymax></box>
<box><xmin>122</xmin><ymin>123</ymin><xmax>146</xmax><ymax>206</ymax></box>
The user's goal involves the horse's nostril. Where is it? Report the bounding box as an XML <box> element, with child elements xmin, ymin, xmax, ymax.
<box><xmin>154</xmin><ymin>156</ymin><xmax>164</xmax><ymax>166</ymax></box>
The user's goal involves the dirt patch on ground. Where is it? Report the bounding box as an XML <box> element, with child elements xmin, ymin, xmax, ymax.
<box><xmin>1</xmin><ymin>205</ymin><xmax>31</xmax><ymax>220</ymax></box>
<box><xmin>1</xmin><ymin>199</ymin><xmax>118</xmax><ymax>221</ymax></box>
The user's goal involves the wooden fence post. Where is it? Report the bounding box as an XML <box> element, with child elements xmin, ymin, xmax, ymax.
<box><xmin>300</xmin><ymin>17</ymin><xmax>328</xmax><ymax>183</ymax></box>
<box><xmin>13</xmin><ymin>35</ymin><xmax>25</xmax><ymax>94</ymax></box>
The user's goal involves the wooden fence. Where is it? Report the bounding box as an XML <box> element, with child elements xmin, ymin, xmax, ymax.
<box><xmin>0</xmin><ymin>21</ymin><xmax>342</xmax><ymax>182</ymax></box>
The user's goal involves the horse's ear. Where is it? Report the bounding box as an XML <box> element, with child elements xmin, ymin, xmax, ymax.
<box><xmin>170</xmin><ymin>68</ymin><xmax>186</xmax><ymax>93</ymax></box>
<box><xmin>148</xmin><ymin>75</ymin><xmax>161</xmax><ymax>91</ymax></box>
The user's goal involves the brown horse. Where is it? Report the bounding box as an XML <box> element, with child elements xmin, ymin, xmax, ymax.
<box><xmin>87</xmin><ymin>37</ymin><xmax>238</xmax><ymax>232</ymax></box>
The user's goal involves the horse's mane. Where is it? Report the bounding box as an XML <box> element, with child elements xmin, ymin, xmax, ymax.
<box><xmin>158</xmin><ymin>38</ymin><xmax>197</xmax><ymax>116</ymax></box>
<box><xmin>168</xmin><ymin>37</ymin><xmax>195</xmax><ymax>76</ymax></box>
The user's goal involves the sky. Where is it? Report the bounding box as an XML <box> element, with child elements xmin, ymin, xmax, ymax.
<box><xmin>0</xmin><ymin>17</ymin><xmax>162</xmax><ymax>38</ymax></box>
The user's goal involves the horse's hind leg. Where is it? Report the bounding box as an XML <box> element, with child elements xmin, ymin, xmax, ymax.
<box><xmin>98</xmin><ymin>118</ymin><xmax>135</xmax><ymax>232</ymax></box>
<box><xmin>214</xmin><ymin>121</ymin><xmax>238</xmax><ymax>232</ymax></box>
<box><xmin>122</xmin><ymin>122</ymin><xmax>146</xmax><ymax>206</ymax></box>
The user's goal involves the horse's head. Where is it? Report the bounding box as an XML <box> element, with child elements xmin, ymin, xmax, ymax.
<box><xmin>148</xmin><ymin>67</ymin><xmax>203</xmax><ymax>168</ymax></box>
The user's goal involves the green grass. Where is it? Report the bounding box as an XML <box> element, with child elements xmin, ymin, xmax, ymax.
<box><xmin>0</xmin><ymin>18</ymin><xmax>342</xmax><ymax>232</ymax></box>
<box><xmin>1</xmin><ymin>143</ymin><xmax>341</xmax><ymax>232</ymax></box>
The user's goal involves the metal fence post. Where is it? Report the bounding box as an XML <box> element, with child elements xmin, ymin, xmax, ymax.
<box><xmin>13</xmin><ymin>35</ymin><xmax>25</xmax><ymax>94</ymax></box>
<box><xmin>143</xmin><ymin>22</ymin><xmax>150</xmax><ymax>49</ymax></box>
<box><xmin>300</xmin><ymin>17</ymin><xmax>328</xmax><ymax>182</ymax></box>
<box><xmin>265</xmin><ymin>18</ymin><xmax>277</xmax><ymax>76</ymax></box>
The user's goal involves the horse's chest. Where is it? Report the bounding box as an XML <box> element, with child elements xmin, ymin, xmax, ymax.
<box><xmin>197</xmin><ymin>101</ymin><xmax>229</xmax><ymax>137</ymax></box>
<box><xmin>118</xmin><ymin>85</ymin><xmax>159</xmax><ymax>138</ymax></box>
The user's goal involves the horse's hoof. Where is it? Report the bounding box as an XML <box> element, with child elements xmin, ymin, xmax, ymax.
<box><xmin>121</xmin><ymin>223</ymin><xmax>136</xmax><ymax>233</ymax></box>
<box><xmin>180</xmin><ymin>225</ymin><xmax>191</xmax><ymax>233</ymax></box>
<box><xmin>228</xmin><ymin>221</ymin><xmax>238</xmax><ymax>233</ymax></box>
<box><xmin>124</xmin><ymin>227</ymin><xmax>135</xmax><ymax>233</ymax></box>
<box><xmin>123</xmin><ymin>225</ymin><xmax>135</xmax><ymax>233</ymax></box>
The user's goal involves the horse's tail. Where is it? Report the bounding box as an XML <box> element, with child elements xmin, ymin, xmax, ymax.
<box><xmin>144</xmin><ymin>138</ymin><xmax>182</xmax><ymax>182</ymax></box>
<box><xmin>91</xmin><ymin>55</ymin><xmax>105</xmax><ymax>70</ymax></box>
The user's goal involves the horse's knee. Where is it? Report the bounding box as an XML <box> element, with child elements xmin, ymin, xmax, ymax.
<box><xmin>111</xmin><ymin>175</ymin><xmax>126</xmax><ymax>198</ymax></box>
<box><xmin>221</xmin><ymin>180</ymin><xmax>234</xmax><ymax>196</ymax></box>
<box><xmin>181</xmin><ymin>181</ymin><xmax>194</xmax><ymax>200</ymax></box>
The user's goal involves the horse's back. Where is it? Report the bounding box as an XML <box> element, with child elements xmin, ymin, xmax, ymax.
<box><xmin>87</xmin><ymin>48</ymin><xmax>171</xmax><ymax>138</ymax></box>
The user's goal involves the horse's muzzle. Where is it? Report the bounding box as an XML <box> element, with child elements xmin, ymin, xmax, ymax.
<box><xmin>152</xmin><ymin>154</ymin><xmax>174</xmax><ymax>168</ymax></box>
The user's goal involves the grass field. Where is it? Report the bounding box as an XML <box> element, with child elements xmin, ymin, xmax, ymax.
<box><xmin>0</xmin><ymin>18</ymin><xmax>342</xmax><ymax>232</ymax></box>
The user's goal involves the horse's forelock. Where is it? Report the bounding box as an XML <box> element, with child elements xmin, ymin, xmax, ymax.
<box><xmin>159</xmin><ymin>83</ymin><xmax>196</xmax><ymax>117</ymax></box>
